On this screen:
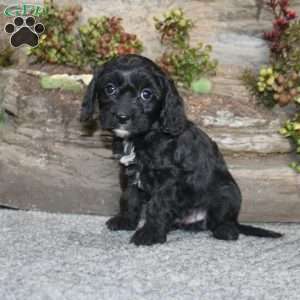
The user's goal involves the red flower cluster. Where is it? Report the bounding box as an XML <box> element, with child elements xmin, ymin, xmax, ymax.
<box><xmin>263</xmin><ymin>0</ymin><xmax>297</xmax><ymax>54</ymax></box>
<box><xmin>96</xmin><ymin>17</ymin><xmax>140</xmax><ymax>58</ymax></box>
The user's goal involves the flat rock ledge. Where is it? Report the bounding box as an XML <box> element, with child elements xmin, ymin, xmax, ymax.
<box><xmin>1</xmin><ymin>68</ymin><xmax>293</xmax><ymax>154</ymax></box>
<box><xmin>0</xmin><ymin>141</ymin><xmax>299</xmax><ymax>221</ymax></box>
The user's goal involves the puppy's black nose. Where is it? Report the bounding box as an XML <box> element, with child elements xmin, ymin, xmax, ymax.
<box><xmin>116</xmin><ymin>114</ymin><xmax>130</xmax><ymax>124</ymax></box>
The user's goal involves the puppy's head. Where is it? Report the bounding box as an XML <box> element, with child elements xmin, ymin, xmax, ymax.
<box><xmin>80</xmin><ymin>54</ymin><xmax>186</xmax><ymax>138</ymax></box>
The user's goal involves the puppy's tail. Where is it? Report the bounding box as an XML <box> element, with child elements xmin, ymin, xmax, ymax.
<box><xmin>237</xmin><ymin>223</ymin><xmax>283</xmax><ymax>238</ymax></box>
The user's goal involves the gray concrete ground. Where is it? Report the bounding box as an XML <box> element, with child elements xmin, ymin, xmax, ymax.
<box><xmin>0</xmin><ymin>210</ymin><xmax>300</xmax><ymax>300</ymax></box>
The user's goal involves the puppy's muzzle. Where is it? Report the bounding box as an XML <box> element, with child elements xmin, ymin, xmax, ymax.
<box><xmin>113</xmin><ymin>113</ymin><xmax>131</xmax><ymax>138</ymax></box>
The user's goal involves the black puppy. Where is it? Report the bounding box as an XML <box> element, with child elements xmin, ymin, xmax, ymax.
<box><xmin>80</xmin><ymin>54</ymin><xmax>282</xmax><ymax>246</ymax></box>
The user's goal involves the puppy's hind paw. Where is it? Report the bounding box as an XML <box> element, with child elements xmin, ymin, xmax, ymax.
<box><xmin>213</xmin><ymin>223</ymin><xmax>239</xmax><ymax>241</ymax></box>
<box><xmin>106</xmin><ymin>215</ymin><xmax>137</xmax><ymax>231</ymax></box>
<box><xmin>130</xmin><ymin>225</ymin><xmax>166</xmax><ymax>246</ymax></box>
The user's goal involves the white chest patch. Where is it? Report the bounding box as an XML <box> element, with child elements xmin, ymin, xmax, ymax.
<box><xmin>120</xmin><ymin>141</ymin><xmax>136</xmax><ymax>166</ymax></box>
<box><xmin>119</xmin><ymin>141</ymin><xmax>142</xmax><ymax>189</ymax></box>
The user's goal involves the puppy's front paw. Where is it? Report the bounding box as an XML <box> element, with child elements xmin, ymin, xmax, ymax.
<box><xmin>130</xmin><ymin>225</ymin><xmax>166</xmax><ymax>246</ymax></box>
<box><xmin>106</xmin><ymin>215</ymin><xmax>137</xmax><ymax>231</ymax></box>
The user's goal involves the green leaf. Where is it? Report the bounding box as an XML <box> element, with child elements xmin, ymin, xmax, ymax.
<box><xmin>191</xmin><ymin>78</ymin><xmax>212</xmax><ymax>94</ymax></box>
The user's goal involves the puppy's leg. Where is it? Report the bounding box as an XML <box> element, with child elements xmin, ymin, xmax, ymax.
<box><xmin>207</xmin><ymin>180</ymin><xmax>241</xmax><ymax>241</ymax></box>
<box><xmin>130</xmin><ymin>184</ymin><xmax>176</xmax><ymax>246</ymax></box>
<box><xmin>106</xmin><ymin>184</ymin><xmax>144</xmax><ymax>231</ymax></box>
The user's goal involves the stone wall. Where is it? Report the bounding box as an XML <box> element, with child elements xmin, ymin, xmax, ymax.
<box><xmin>2</xmin><ymin>0</ymin><xmax>299</xmax><ymax>100</ymax></box>
<box><xmin>1</xmin><ymin>0</ymin><xmax>300</xmax><ymax>67</ymax></box>
<box><xmin>55</xmin><ymin>0</ymin><xmax>300</xmax><ymax>68</ymax></box>
<box><xmin>1</xmin><ymin>1</ymin><xmax>300</xmax><ymax>219</ymax></box>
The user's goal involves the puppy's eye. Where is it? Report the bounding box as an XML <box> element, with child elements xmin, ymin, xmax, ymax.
<box><xmin>140</xmin><ymin>88</ymin><xmax>153</xmax><ymax>101</ymax></box>
<box><xmin>104</xmin><ymin>83</ymin><xmax>117</xmax><ymax>96</ymax></box>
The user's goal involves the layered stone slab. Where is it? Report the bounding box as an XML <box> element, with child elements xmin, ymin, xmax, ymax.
<box><xmin>0</xmin><ymin>140</ymin><xmax>299</xmax><ymax>221</ymax></box>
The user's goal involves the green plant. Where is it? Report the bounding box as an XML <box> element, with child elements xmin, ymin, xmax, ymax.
<box><xmin>273</xmin><ymin>72</ymin><xmax>300</xmax><ymax>105</ymax></box>
<box><xmin>79</xmin><ymin>16</ymin><xmax>143</xmax><ymax>66</ymax></box>
<box><xmin>280</xmin><ymin>113</ymin><xmax>300</xmax><ymax>172</ymax></box>
<box><xmin>29</xmin><ymin>0</ymin><xmax>82</xmax><ymax>66</ymax></box>
<box><xmin>0</xmin><ymin>46</ymin><xmax>14</xmax><ymax>67</ymax></box>
<box><xmin>242</xmin><ymin>67</ymin><xmax>277</xmax><ymax>107</ymax></box>
<box><xmin>277</xmin><ymin>20</ymin><xmax>300</xmax><ymax>73</ymax></box>
<box><xmin>242</xmin><ymin>0</ymin><xmax>300</xmax><ymax>172</ymax></box>
<box><xmin>154</xmin><ymin>8</ymin><xmax>217</xmax><ymax>88</ymax></box>
<box><xmin>28</xmin><ymin>1</ymin><xmax>143</xmax><ymax>68</ymax></box>
<box><xmin>154</xmin><ymin>8</ymin><xmax>193</xmax><ymax>48</ymax></box>
<box><xmin>243</xmin><ymin>1</ymin><xmax>300</xmax><ymax>106</ymax></box>
<box><xmin>263</xmin><ymin>0</ymin><xmax>297</xmax><ymax>56</ymax></box>
<box><xmin>243</xmin><ymin>67</ymin><xmax>300</xmax><ymax>107</ymax></box>
<box><xmin>159</xmin><ymin>45</ymin><xmax>217</xmax><ymax>88</ymax></box>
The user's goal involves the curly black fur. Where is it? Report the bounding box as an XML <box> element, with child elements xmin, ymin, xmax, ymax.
<box><xmin>80</xmin><ymin>54</ymin><xmax>282</xmax><ymax>246</ymax></box>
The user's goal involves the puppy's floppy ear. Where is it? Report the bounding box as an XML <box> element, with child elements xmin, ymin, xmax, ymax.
<box><xmin>80</xmin><ymin>67</ymin><xmax>103</xmax><ymax>123</ymax></box>
<box><xmin>160</xmin><ymin>77</ymin><xmax>187</xmax><ymax>135</ymax></box>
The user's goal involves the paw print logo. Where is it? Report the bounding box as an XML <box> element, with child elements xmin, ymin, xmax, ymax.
<box><xmin>4</xmin><ymin>16</ymin><xmax>45</xmax><ymax>48</ymax></box>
